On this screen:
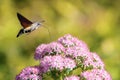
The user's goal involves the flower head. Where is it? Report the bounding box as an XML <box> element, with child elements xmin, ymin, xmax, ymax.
<box><xmin>40</xmin><ymin>55</ymin><xmax>76</xmax><ymax>71</ymax></box>
<box><xmin>17</xmin><ymin>34</ymin><xmax>112</xmax><ymax>80</ymax></box>
<box><xmin>16</xmin><ymin>66</ymin><xmax>42</xmax><ymax>80</ymax></box>
<box><xmin>35</xmin><ymin>44</ymin><xmax>48</xmax><ymax>60</ymax></box>
<box><xmin>83</xmin><ymin>52</ymin><xmax>104</xmax><ymax>69</ymax></box>
<box><xmin>65</xmin><ymin>46</ymin><xmax>90</xmax><ymax>59</ymax></box>
<box><xmin>46</xmin><ymin>42</ymin><xmax>65</xmax><ymax>55</ymax></box>
<box><xmin>58</xmin><ymin>34</ymin><xmax>75</xmax><ymax>47</ymax></box>
<box><xmin>50</xmin><ymin>55</ymin><xmax>64</xmax><ymax>70</ymax></box>
<box><xmin>64</xmin><ymin>75</ymin><xmax>80</xmax><ymax>80</ymax></box>
<box><xmin>40</xmin><ymin>56</ymin><xmax>52</xmax><ymax>72</ymax></box>
<box><xmin>80</xmin><ymin>69</ymin><xmax>112</xmax><ymax>80</ymax></box>
<box><xmin>58</xmin><ymin>34</ymin><xmax>89</xmax><ymax>50</ymax></box>
<box><xmin>40</xmin><ymin>55</ymin><xmax>64</xmax><ymax>71</ymax></box>
<box><xmin>35</xmin><ymin>42</ymin><xmax>65</xmax><ymax>60</ymax></box>
<box><xmin>63</xmin><ymin>57</ymin><xmax>76</xmax><ymax>70</ymax></box>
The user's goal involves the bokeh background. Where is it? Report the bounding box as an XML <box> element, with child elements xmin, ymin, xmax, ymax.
<box><xmin>0</xmin><ymin>0</ymin><xmax>120</xmax><ymax>80</ymax></box>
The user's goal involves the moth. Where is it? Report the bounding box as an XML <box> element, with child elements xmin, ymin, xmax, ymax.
<box><xmin>16</xmin><ymin>13</ymin><xmax>44</xmax><ymax>37</ymax></box>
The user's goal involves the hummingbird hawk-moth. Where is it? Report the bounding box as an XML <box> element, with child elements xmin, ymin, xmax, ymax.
<box><xmin>17</xmin><ymin>13</ymin><xmax>44</xmax><ymax>37</ymax></box>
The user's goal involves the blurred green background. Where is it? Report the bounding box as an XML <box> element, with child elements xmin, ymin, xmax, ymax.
<box><xmin>0</xmin><ymin>0</ymin><xmax>120</xmax><ymax>80</ymax></box>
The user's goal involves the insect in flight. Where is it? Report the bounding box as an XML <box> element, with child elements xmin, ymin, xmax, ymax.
<box><xmin>16</xmin><ymin>12</ymin><xmax>44</xmax><ymax>37</ymax></box>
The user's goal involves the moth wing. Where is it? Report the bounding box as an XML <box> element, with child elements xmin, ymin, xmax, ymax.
<box><xmin>17</xmin><ymin>13</ymin><xmax>33</xmax><ymax>28</ymax></box>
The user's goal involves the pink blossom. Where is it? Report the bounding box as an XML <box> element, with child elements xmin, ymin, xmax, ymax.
<box><xmin>40</xmin><ymin>56</ymin><xmax>52</xmax><ymax>72</ymax></box>
<box><xmin>58</xmin><ymin>34</ymin><xmax>75</xmax><ymax>47</ymax></box>
<box><xmin>16</xmin><ymin>66</ymin><xmax>42</xmax><ymax>80</ymax></box>
<box><xmin>40</xmin><ymin>55</ymin><xmax>76</xmax><ymax>71</ymax></box>
<box><xmin>72</xmin><ymin>37</ymin><xmax>89</xmax><ymax>51</ymax></box>
<box><xmin>64</xmin><ymin>75</ymin><xmax>80</xmax><ymax>80</ymax></box>
<box><xmin>65</xmin><ymin>46</ymin><xmax>90</xmax><ymax>59</ymax></box>
<box><xmin>46</xmin><ymin>42</ymin><xmax>65</xmax><ymax>54</ymax></box>
<box><xmin>83</xmin><ymin>52</ymin><xmax>104</xmax><ymax>69</ymax></box>
<box><xmin>35</xmin><ymin>42</ymin><xmax>65</xmax><ymax>60</ymax></box>
<box><xmin>50</xmin><ymin>55</ymin><xmax>64</xmax><ymax>70</ymax></box>
<box><xmin>35</xmin><ymin>44</ymin><xmax>48</xmax><ymax>60</ymax></box>
<box><xmin>80</xmin><ymin>69</ymin><xmax>112</xmax><ymax>80</ymax></box>
<box><xmin>64</xmin><ymin>58</ymin><xmax>76</xmax><ymax>70</ymax></box>
<box><xmin>58</xmin><ymin>34</ymin><xmax>89</xmax><ymax>50</ymax></box>
<box><xmin>40</xmin><ymin>55</ymin><xmax>64</xmax><ymax>71</ymax></box>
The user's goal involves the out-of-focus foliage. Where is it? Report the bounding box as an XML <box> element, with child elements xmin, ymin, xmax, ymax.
<box><xmin>0</xmin><ymin>0</ymin><xmax>119</xmax><ymax>80</ymax></box>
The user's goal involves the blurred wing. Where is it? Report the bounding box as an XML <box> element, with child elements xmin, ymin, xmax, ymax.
<box><xmin>17</xmin><ymin>13</ymin><xmax>33</xmax><ymax>28</ymax></box>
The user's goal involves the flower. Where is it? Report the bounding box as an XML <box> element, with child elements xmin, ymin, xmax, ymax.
<box><xmin>46</xmin><ymin>42</ymin><xmax>65</xmax><ymax>55</ymax></box>
<box><xmin>64</xmin><ymin>75</ymin><xmax>80</xmax><ymax>80</ymax></box>
<box><xmin>58</xmin><ymin>34</ymin><xmax>75</xmax><ymax>47</ymax></box>
<box><xmin>16</xmin><ymin>66</ymin><xmax>42</xmax><ymax>80</ymax></box>
<box><xmin>63</xmin><ymin>57</ymin><xmax>76</xmax><ymax>70</ymax></box>
<box><xmin>40</xmin><ymin>55</ymin><xmax>64</xmax><ymax>71</ymax></box>
<box><xmin>40</xmin><ymin>56</ymin><xmax>52</xmax><ymax>72</ymax></box>
<box><xmin>50</xmin><ymin>55</ymin><xmax>64</xmax><ymax>70</ymax></box>
<box><xmin>58</xmin><ymin>34</ymin><xmax>89</xmax><ymax>50</ymax></box>
<box><xmin>40</xmin><ymin>55</ymin><xmax>76</xmax><ymax>71</ymax></box>
<box><xmin>80</xmin><ymin>69</ymin><xmax>112</xmax><ymax>80</ymax></box>
<box><xmin>34</xmin><ymin>44</ymin><xmax>48</xmax><ymax>60</ymax></box>
<box><xmin>65</xmin><ymin>46</ymin><xmax>90</xmax><ymax>59</ymax></box>
<box><xmin>34</xmin><ymin>42</ymin><xmax>65</xmax><ymax>60</ymax></box>
<box><xmin>92</xmin><ymin>52</ymin><xmax>104</xmax><ymax>69</ymax></box>
<box><xmin>83</xmin><ymin>52</ymin><xmax>104</xmax><ymax>69</ymax></box>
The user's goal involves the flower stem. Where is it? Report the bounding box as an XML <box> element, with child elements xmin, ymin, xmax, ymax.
<box><xmin>60</xmin><ymin>75</ymin><xmax>63</xmax><ymax>80</ymax></box>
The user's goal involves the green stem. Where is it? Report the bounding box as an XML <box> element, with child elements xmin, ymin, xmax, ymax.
<box><xmin>60</xmin><ymin>75</ymin><xmax>63</xmax><ymax>80</ymax></box>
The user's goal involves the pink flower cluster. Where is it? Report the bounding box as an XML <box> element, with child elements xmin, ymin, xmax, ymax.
<box><xmin>40</xmin><ymin>55</ymin><xmax>76</xmax><ymax>72</ymax></box>
<box><xmin>16</xmin><ymin>66</ymin><xmax>42</xmax><ymax>80</ymax></box>
<box><xmin>35</xmin><ymin>34</ymin><xmax>105</xmax><ymax>70</ymax></box>
<box><xmin>16</xmin><ymin>34</ymin><xmax>112</xmax><ymax>80</ymax></box>
<box><xmin>81</xmin><ymin>69</ymin><xmax>112</xmax><ymax>80</ymax></box>
<box><xmin>64</xmin><ymin>76</ymin><xmax>80</xmax><ymax>80</ymax></box>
